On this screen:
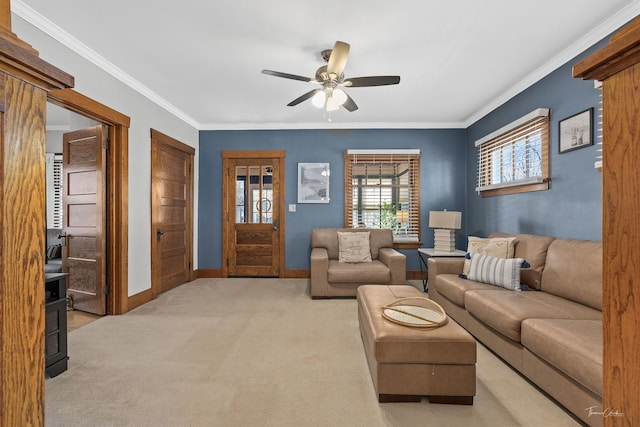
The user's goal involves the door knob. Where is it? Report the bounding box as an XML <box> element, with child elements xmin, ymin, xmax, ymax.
<box><xmin>156</xmin><ymin>228</ymin><xmax>165</xmax><ymax>240</ymax></box>
<box><xmin>272</xmin><ymin>220</ymin><xmax>279</xmax><ymax>231</ymax></box>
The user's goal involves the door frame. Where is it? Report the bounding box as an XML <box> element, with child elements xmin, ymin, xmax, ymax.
<box><xmin>150</xmin><ymin>129</ymin><xmax>195</xmax><ymax>296</ymax></box>
<box><xmin>221</xmin><ymin>150</ymin><xmax>286</xmax><ymax>278</ymax></box>
<box><xmin>48</xmin><ymin>88</ymin><xmax>130</xmax><ymax>315</ymax></box>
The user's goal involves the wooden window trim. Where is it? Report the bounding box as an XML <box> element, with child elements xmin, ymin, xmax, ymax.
<box><xmin>476</xmin><ymin>109</ymin><xmax>550</xmax><ymax>197</ymax></box>
<box><xmin>344</xmin><ymin>150</ymin><xmax>421</xmax><ymax>243</ymax></box>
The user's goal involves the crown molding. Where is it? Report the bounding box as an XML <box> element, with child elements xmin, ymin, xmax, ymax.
<box><xmin>198</xmin><ymin>121</ymin><xmax>466</xmax><ymax>131</ymax></box>
<box><xmin>463</xmin><ymin>0</ymin><xmax>640</xmax><ymax>128</ymax></box>
<box><xmin>12</xmin><ymin>0</ymin><xmax>640</xmax><ymax>132</ymax></box>
<box><xmin>11</xmin><ymin>0</ymin><xmax>199</xmax><ymax>129</ymax></box>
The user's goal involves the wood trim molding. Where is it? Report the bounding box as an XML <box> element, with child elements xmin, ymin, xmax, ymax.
<box><xmin>481</xmin><ymin>181</ymin><xmax>550</xmax><ymax>197</ymax></box>
<box><xmin>573</xmin><ymin>16</ymin><xmax>640</xmax><ymax>81</ymax></box>
<box><xmin>283</xmin><ymin>269</ymin><xmax>310</xmax><ymax>279</ymax></box>
<box><xmin>127</xmin><ymin>288</ymin><xmax>154</xmax><ymax>312</ymax></box>
<box><xmin>0</xmin><ymin>7</ymin><xmax>74</xmax><ymax>424</ymax></box>
<box><xmin>150</xmin><ymin>129</ymin><xmax>195</xmax><ymax>154</ymax></box>
<box><xmin>197</xmin><ymin>269</ymin><xmax>223</xmax><ymax>278</ymax></box>
<box><xmin>222</xmin><ymin>150</ymin><xmax>286</xmax><ymax>159</ymax></box>
<box><xmin>47</xmin><ymin>88</ymin><xmax>130</xmax><ymax>315</ymax></box>
<box><xmin>573</xmin><ymin>16</ymin><xmax>640</xmax><ymax>425</ymax></box>
<box><xmin>406</xmin><ymin>271</ymin><xmax>423</xmax><ymax>281</ymax></box>
<box><xmin>48</xmin><ymin>88</ymin><xmax>130</xmax><ymax>127</ymax></box>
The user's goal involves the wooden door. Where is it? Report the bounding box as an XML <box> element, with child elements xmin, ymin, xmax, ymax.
<box><xmin>151</xmin><ymin>130</ymin><xmax>194</xmax><ymax>295</ymax></box>
<box><xmin>222</xmin><ymin>151</ymin><xmax>285</xmax><ymax>277</ymax></box>
<box><xmin>62</xmin><ymin>125</ymin><xmax>108</xmax><ymax>315</ymax></box>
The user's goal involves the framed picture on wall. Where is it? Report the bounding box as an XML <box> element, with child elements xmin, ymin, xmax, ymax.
<box><xmin>559</xmin><ymin>108</ymin><xmax>593</xmax><ymax>154</ymax></box>
<box><xmin>297</xmin><ymin>163</ymin><xmax>330</xmax><ymax>203</ymax></box>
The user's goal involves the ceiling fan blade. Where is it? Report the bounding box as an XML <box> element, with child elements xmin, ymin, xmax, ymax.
<box><xmin>343</xmin><ymin>76</ymin><xmax>401</xmax><ymax>87</ymax></box>
<box><xmin>327</xmin><ymin>41</ymin><xmax>350</xmax><ymax>77</ymax></box>
<box><xmin>342</xmin><ymin>93</ymin><xmax>358</xmax><ymax>112</ymax></box>
<box><xmin>262</xmin><ymin>69</ymin><xmax>313</xmax><ymax>83</ymax></box>
<box><xmin>287</xmin><ymin>89</ymin><xmax>321</xmax><ymax>106</ymax></box>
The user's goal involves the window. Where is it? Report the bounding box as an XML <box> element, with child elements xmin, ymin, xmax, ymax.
<box><xmin>476</xmin><ymin>108</ymin><xmax>550</xmax><ymax>196</ymax></box>
<box><xmin>344</xmin><ymin>149</ymin><xmax>420</xmax><ymax>246</ymax></box>
<box><xmin>46</xmin><ymin>153</ymin><xmax>63</xmax><ymax>229</ymax></box>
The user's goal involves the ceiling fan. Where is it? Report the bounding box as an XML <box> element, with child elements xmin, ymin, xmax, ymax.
<box><xmin>262</xmin><ymin>41</ymin><xmax>400</xmax><ymax>113</ymax></box>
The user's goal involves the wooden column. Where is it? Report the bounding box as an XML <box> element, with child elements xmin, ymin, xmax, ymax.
<box><xmin>0</xmin><ymin>0</ymin><xmax>74</xmax><ymax>425</ymax></box>
<box><xmin>574</xmin><ymin>16</ymin><xmax>640</xmax><ymax>427</ymax></box>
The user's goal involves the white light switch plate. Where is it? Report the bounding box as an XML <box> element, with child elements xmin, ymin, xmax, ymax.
<box><xmin>289</xmin><ymin>204</ymin><xmax>296</xmax><ymax>212</ymax></box>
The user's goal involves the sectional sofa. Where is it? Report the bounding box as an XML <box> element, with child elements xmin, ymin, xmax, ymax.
<box><xmin>427</xmin><ymin>233</ymin><xmax>602</xmax><ymax>426</ymax></box>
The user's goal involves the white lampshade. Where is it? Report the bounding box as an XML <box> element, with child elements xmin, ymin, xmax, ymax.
<box><xmin>311</xmin><ymin>91</ymin><xmax>326</xmax><ymax>108</ymax></box>
<box><xmin>428</xmin><ymin>210</ymin><xmax>462</xmax><ymax>229</ymax></box>
<box><xmin>327</xmin><ymin>89</ymin><xmax>347</xmax><ymax>111</ymax></box>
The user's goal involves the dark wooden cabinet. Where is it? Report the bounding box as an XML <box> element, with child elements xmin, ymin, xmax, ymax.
<box><xmin>45</xmin><ymin>273</ymin><xmax>69</xmax><ymax>377</ymax></box>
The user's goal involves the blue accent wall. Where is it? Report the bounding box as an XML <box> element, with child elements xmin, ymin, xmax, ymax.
<box><xmin>198</xmin><ymin>129</ymin><xmax>466</xmax><ymax>271</ymax></box>
<box><xmin>199</xmin><ymin>36</ymin><xmax>614</xmax><ymax>273</ymax></box>
<box><xmin>465</xmin><ymin>40</ymin><xmax>607</xmax><ymax>242</ymax></box>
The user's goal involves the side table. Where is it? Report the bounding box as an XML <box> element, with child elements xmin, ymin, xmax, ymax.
<box><xmin>417</xmin><ymin>248</ymin><xmax>466</xmax><ymax>292</ymax></box>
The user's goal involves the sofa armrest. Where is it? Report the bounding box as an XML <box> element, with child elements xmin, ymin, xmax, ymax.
<box><xmin>310</xmin><ymin>247</ymin><xmax>330</xmax><ymax>297</ymax></box>
<box><xmin>427</xmin><ymin>257</ymin><xmax>465</xmax><ymax>285</ymax></box>
<box><xmin>378</xmin><ymin>247</ymin><xmax>406</xmax><ymax>284</ymax></box>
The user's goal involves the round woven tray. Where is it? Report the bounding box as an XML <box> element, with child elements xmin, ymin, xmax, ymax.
<box><xmin>381</xmin><ymin>296</ymin><xmax>448</xmax><ymax>328</ymax></box>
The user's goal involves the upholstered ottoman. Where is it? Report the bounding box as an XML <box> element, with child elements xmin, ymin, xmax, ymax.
<box><xmin>357</xmin><ymin>285</ymin><xmax>476</xmax><ymax>404</ymax></box>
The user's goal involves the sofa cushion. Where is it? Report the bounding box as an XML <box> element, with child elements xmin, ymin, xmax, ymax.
<box><xmin>327</xmin><ymin>260</ymin><xmax>390</xmax><ymax>283</ymax></box>
<box><xmin>467</xmin><ymin>253</ymin><xmax>528</xmax><ymax>291</ymax></box>
<box><xmin>435</xmin><ymin>274</ymin><xmax>504</xmax><ymax>307</ymax></box>
<box><xmin>490</xmin><ymin>233</ymin><xmax>555</xmax><ymax>290</ymax></box>
<box><xmin>540</xmin><ymin>238</ymin><xmax>602</xmax><ymax>310</ymax></box>
<box><xmin>521</xmin><ymin>319</ymin><xmax>602</xmax><ymax>396</ymax></box>
<box><xmin>464</xmin><ymin>290</ymin><xmax>602</xmax><ymax>342</ymax></box>
<box><xmin>337</xmin><ymin>231</ymin><xmax>371</xmax><ymax>263</ymax></box>
<box><xmin>463</xmin><ymin>236</ymin><xmax>517</xmax><ymax>275</ymax></box>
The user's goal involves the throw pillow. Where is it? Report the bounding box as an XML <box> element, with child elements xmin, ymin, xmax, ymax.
<box><xmin>337</xmin><ymin>232</ymin><xmax>372</xmax><ymax>263</ymax></box>
<box><xmin>462</xmin><ymin>236</ymin><xmax>517</xmax><ymax>275</ymax></box>
<box><xmin>467</xmin><ymin>253</ymin><xmax>529</xmax><ymax>291</ymax></box>
<box><xmin>47</xmin><ymin>244</ymin><xmax>62</xmax><ymax>260</ymax></box>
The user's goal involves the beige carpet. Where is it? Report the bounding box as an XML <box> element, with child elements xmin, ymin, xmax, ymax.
<box><xmin>46</xmin><ymin>278</ymin><xmax>581</xmax><ymax>426</ymax></box>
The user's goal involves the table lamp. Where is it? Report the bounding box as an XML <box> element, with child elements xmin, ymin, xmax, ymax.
<box><xmin>428</xmin><ymin>210</ymin><xmax>462</xmax><ymax>252</ymax></box>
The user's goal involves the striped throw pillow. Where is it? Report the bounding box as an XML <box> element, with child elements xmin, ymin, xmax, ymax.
<box><xmin>467</xmin><ymin>253</ymin><xmax>528</xmax><ymax>291</ymax></box>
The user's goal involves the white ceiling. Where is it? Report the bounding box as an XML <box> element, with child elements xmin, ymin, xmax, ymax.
<box><xmin>14</xmin><ymin>0</ymin><xmax>640</xmax><ymax>130</ymax></box>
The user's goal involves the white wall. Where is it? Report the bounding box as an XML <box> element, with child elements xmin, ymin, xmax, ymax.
<box><xmin>14</xmin><ymin>16</ymin><xmax>200</xmax><ymax>297</ymax></box>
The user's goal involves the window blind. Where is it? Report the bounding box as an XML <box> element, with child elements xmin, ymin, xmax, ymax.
<box><xmin>476</xmin><ymin>109</ymin><xmax>549</xmax><ymax>193</ymax></box>
<box><xmin>46</xmin><ymin>153</ymin><xmax>63</xmax><ymax>229</ymax></box>
<box><xmin>595</xmin><ymin>80</ymin><xmax>603</xmax><ymax>169</ymax></box>
<box><xmin>345</xmin><ymin>149</ymin><xmax>420</xmax><ymax>242</ymax></box>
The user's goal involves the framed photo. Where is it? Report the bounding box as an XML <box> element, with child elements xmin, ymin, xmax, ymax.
<box><xmin>559</xmin><ymin>108</ymin><xmax>593</xmax><ymax>154</ymax></box>
<box><xmin>297</xmin><ymin>163</ymin><xmax>330</xmax><ymax>203</ymax></box>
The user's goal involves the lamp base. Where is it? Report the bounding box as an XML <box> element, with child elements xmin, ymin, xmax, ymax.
<box><xmin>433</xmin><ymin>229</ymin><xmax>456</xmax><ymax>252</ymax></box>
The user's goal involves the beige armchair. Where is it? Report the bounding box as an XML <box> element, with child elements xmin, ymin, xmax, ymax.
<box><xmin>310</xmin><ymin>228</ymin><xmax>407</xmax><ymax>298</ymax></box>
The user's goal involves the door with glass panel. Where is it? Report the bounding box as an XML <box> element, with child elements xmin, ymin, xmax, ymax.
<box><xmin>222</xmin><ymin>151</ymin><xmax>285</xmax><ymax>277</ymax></box>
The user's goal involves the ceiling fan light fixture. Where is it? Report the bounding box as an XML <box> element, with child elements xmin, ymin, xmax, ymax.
<box><xmin>325</xmin><ymin>88</ymin><xmax>347</xmax><ymax>112</ymax></box>
<box><xmin>263</xmin><ymin>40</ymin><xmax>399</xmax><ymax>115</ymax></box>
<box><xmin>326</xmin><ymin>94</ymin><xmax>341</xmax><ymax>111</ymax></box>
<box><xmin>332</xmin><ymin>88</ymin><xmax>347</xmax><ymax>105</ymax></box>
<box><xmin>311</xmin><ymin>91</ymin><xmax>326</xmax><ymax>108</ymax></box>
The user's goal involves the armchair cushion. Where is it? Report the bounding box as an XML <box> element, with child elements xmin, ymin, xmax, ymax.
<box><xmin>337</xmin><ymin>231</ymin><xmax>372</xmax><ymax>263</ymax></box>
